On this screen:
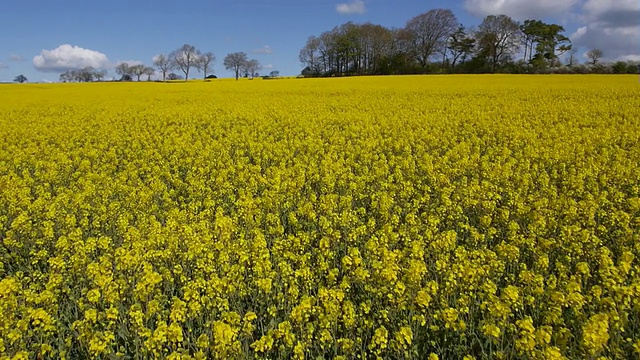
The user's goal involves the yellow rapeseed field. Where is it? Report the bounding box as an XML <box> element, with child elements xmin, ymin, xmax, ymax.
<box><xmin>1</xmin><ymin>75</ymin><xmax>639</xmax><ymax>359</ymax></box>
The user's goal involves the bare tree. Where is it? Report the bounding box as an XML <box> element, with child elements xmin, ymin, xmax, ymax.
<box><xmin>586</xmin><ymin>48</ymin><xmax>604</xmax><ymax>65</ymax></box>
<box><xmin>567</xmin><ymin>47</ymin><xmax>579</xmax><ymax>66</ymax></box>
<box><xmin>224</xmin><ymin>52</ymin><xmax>248</xmax><ymax>80</ymax></box>
<box><xmin>299</xmin><ymin>36</ymin><xmax>323</xmax><ymax>75</ymax></box>
<box><xmin>170</xmin><ymin>44</ymin><xmax>200</xmax><ymax>81</ymax></box>
<box><xmin>153</xmin><ymin>54</ymin><xmax>173</xmax><ymax>82</ymax></box>
<box><xmin>475</xmin><ymin>14</ymin><xmax>522</xmax><ymax>72</ymax></box>
<box><xmin>77</xmin><ymin>67</ymin><xmax>95</xmax><ymax>82</ymax></box>
<box><xmin>115</xmin><ymin>63</ymin><xmax>133</xmax><ymax>81</ymax></box>
<box><xmin>130</xmin><ymin>64</ymin><xmax>146</xmax><ymax>81</ymax></box>
<box><xmin>143</xmin><ymin>66</ymin><xmax>155</xmax><ymax>81</ymax></box>
<box><xmin>94</xmin><ymin>69</ymin><xmax>108</xmax><ymax>81</ymax></box>
<box><xmin>242</xmin><ymin>59</ymin><xmax>261</xmax><ymax>79</ymax></box>
<box><xmin>404</xmin><ymin>9</ymin><xmax>459</xmax><ymax>69</ymax></box>
<box><xmin>196</xmin><ymin>52</ymin><xmax>216</xmax><ymax>79</ymax></box>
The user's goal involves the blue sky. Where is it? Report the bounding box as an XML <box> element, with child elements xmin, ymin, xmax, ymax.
<box><xmin>0</xmin><ymin>0</ymin><xmax>637</xmax><ymax>82</ymax></box>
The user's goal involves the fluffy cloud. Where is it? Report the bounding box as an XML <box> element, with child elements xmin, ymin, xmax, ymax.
<box><xmin>262</xmin><ymin>63</ymin><xmax>274</xmax><ymax>70</ymax></box>
<box><xmin>116</xmin><ymin>60</ymin><xmax>143</xmax><ymax>67</ymax></box>
<box><xmin>462</xmin><ymin>0</ymin><xmax>640</xmax><ymax>62</ymax></box>
<box><xmin>253</xmin><ymin>46</ymin><xmax>273</xmax><ymax>55</ymax></box>
<box><xmin>9</xmin><ymin>54</ymin><xmax>25</xmax><ymax>62</ymax></box>
<box><xmin>463</xmin><ymin>0</ymin><xmax>579</xmax><ymax>20</ymax></box>
<box><xmin>0</xmin><ymin>62</ymin><xmax>8</xmax><ymax>69</ymax></box>
<box><xmin>619</xmin><ymin>55</ymin><xmax>640</xmax><ymax>62</ymax></box>
<box><xmin>336</xmin><ymin>0</ymin><xmax>366</xmax><ymax>15</ymax></box>
<box><xmin>33</xmin><ymin>44</ymin><xmax>110</xmax><ymax>72</ymax></box>
<box><xmin>571</xmin><ymin>0</ymin><xmax>640</xmax><ymax>61</ymax></box>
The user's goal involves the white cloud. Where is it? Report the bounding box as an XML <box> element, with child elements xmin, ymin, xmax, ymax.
<box><xmin>618</xmin><ymin>54</ymin><xmax>640</xmax><ymax>62</ymax></box>
<box><xmin>9</xmin><ymin>54</ymin><xmax>25</xmax><ymax>62</ymax></box>
<box><xmin>33</xmin><ymin>44</ymin><xmax>110</xmax><ymax>72</ymax></box>
<box><xmin>0</xmin><ymin>62</ymin><xmax>8</xmax><ymax>69</ymax></box>
<box><xmin>571</xmin><ymin>0</ymin><xmax>640</xmax><ymax>62</ymax></box>
<box><xmin>572</xmin><ymin>26</ymin><xmax>588</xmax><ymax>38</ymax></box>
<box><xmin>462</xmin><ymin>0</ymin><xmax>640</xmax><ymax>62</ymax></box>
<box><xmin>463</xmin><ymin>0</ymin><xmax>579</xmax><ymax>20</ymax></box>
<box><xmin>336</xmin><ymin>0</ymin><xmax>366</xmax><ymax>15</ymax></box>
<box><xmin>253</xmin><ymin>45</ymin><xmax>273</xmax><ymax>54</ymax></box>
<box><xmin>262</xmin><ymin>63</ymin><xmax>274</xmax><ymax>70</ymax></box>
<box><xmin>116</xmin><ymin>60</ymin><xmax>143</xmax><ymax>67</ymax></box>
<box><xmin>152</xmin><ymin>54</ymin><xmax>166</xmax><ymax>63</ymax></box>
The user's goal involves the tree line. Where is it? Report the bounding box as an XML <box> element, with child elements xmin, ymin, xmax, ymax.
<box><xmin>299</xmin><ymin>9</ymin><xmax>639</xmax><ymax>76</ymax></box>
<box><xmin>57</xmin><ymin>44</ymin><xmax>269</xmax><ymax>83</ymax></box>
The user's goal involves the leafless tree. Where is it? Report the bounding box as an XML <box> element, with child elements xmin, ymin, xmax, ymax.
<box><xmin>567</xmin><ymin>47</ymin><xmax>579</xmax><ymax>66</ymax></box>
<box><xmin>143</xmin><ymin>66</ymin><xmax>155</xmax><ymax>81</ymax></box>
<box><xmin>224</xmin><ymin>52</ymin><xmax>248</xmax><ymax>80</ymax></box>
<box><xmin>115</xmin><ymin>63</ymin><xmax>132</xmax><ymax>80</ymax></box>
<box><xmin>130</xmin><ymin>64</ymin><xmax>146</xmax><ymax>81</ymax></box>
<box><xmin>94</xmin><ymin>69</ymin><xmax>107</xmax><ymax>81</ymax></box>
<box><xmin>170</xmin><ymin>44</ymin><xmax>200</xmax><ymax>81</ymax></box>
<box><xmin>153</xmin><ymin>54</ymin><xmax>173</xmax><ymax>82</ymax></box>
<box><xmin>404</xmin><ymin>9</ymin><xmax>459</xmax><ymax>69</ymax></box>
<box><xmin>196</xmin><ymin>52</ymin><xmax>216</xmax><ymax>79</ymax></box>
<box><xmin>242</xmin><ymin>59</ymin><xmax>261</xmax><ymax>79</ymax></box>
<box><xmin>299</xmin><ymin>36</ymin><xmax>323</xmax><ymax>75</ymax></box>
<box><xmin>586</xmin><ymin>48</ymin><xmax>604</xmax><ymax>65</ymax></box>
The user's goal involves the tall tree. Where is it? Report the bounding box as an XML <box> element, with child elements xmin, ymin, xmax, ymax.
<box><xmin>196</xmin><ymin>52</ymin><xmax>216</xmax><ymax>79</ymax></box>
<box><xmin>520</xmin><ymin>19</ymin><xmax>543</xmax><ymax>63</ymax></box>
<box><xmin>299</xmin><ymin>36</ymin><xmax>323</xmax><ymax>76</ymax></box>
<box><xmin>170</xmin><ymin>44</ymin><xmax>200</xmax><ymax>81</ymax></box>
<box><xmin>521</xmin><ymin>20</ymin><xmax>571</xmax><ymax>68</ymax></box>
<box><xmin>535</xmin><ymin>24</ymin><xmax>571</xmax><ymax>66</ymax></box>
<box><xmin>475</xmin><ymin>15</ymin><xmax>521</xmax><ymax>72</ymax></box>
<box><xmin>153</xmin><ymin>54</ymin><xmax>173</xmax><ymax>82</ymax></box>
<box><xmin>567</xmin><ymin>47</ymin><xmax>579</xmax><ymax>66</ymax></box>
<box><xmin>224</xmin><ymin>52</ymin><xmax>248</xmax><ymax>80</ymax></box>
<box><xmin>403</xmin><ymin>9</ymin><xmax>459</xmax><ymax>69</ymax></box>
<box><xmin>447</xmin><ymin>26</ymin><xmax>476</xmax><ymax>69</ymax></box>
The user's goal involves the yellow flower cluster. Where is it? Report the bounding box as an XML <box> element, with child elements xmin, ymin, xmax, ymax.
<box><xmin>0</xmin><ymin>75</ymin><xmax>639</xmax><ymax>359</ymax></box>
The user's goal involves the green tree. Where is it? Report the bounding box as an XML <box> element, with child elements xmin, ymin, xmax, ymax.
<box><xmin>533</xmin><ymin>24</ymin><xmax>571</xmax><ymax>67</ymax></box>
<box><xmin>520</xmin><ymin>19</ymin><xmax>544</xmax><ymax>63</ymax></box>
<box><xmin>447</xmin><ymin>26</ymin><xmax>476</xmax><ymax>69</ymax></box>
<box><xmin>13</xmin><ymin>74</ymin><xmax>28</xmax><ymax>83</ymax></box>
